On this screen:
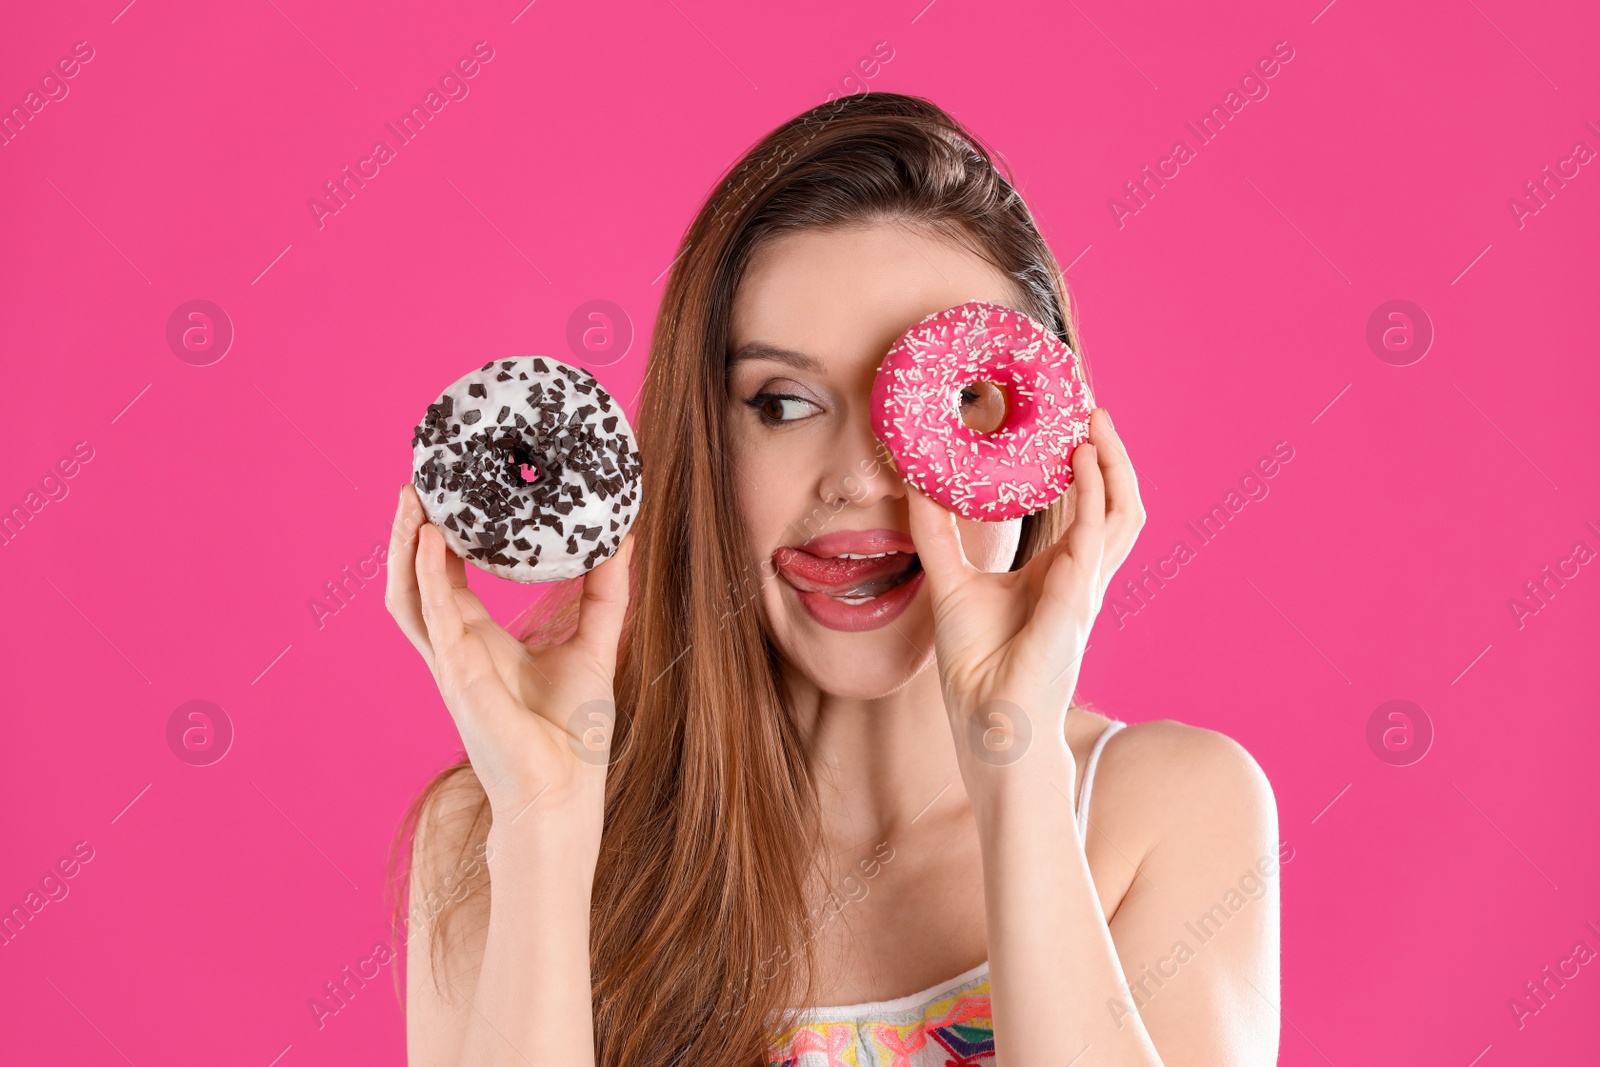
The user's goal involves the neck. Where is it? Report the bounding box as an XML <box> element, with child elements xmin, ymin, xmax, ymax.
<box><xmin>783</xmin><ymin>656</ymin><xmax>969</xmax><ymax>851</ymax></box>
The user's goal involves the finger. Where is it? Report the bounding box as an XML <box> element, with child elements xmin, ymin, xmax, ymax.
<box><xmin>385</xmin><ymin>484</ymin><xmax>433</xmax><ymax>659</ymax></box>
<box><xmin>437</xmin><ymin>534</ymin><xmax>495</xmax><ymax>626</ymax></box>
<box><xmin>1090</xmin><ymin>408</ymin><xmax>1146</xmax><ymax>561</ymax></box>
<box><xmin>1063</xmin><ymin>441</ymin><xmax>1106</xmax><ymax>567</ymax></box>
<box><xmin>406</xmin><ymin>490</ymin><xmax>490</xmax><ymax>620</ymax></box>
<box><xmin>905</xmin><ymin>484</ymin><xmax>972</xmax><ymax>602</ymax></box>
<box><xmin>416</xmin><ymin>522</ymin><xmax>468</xmax><ymax>661</ymax></box>
<box><xmin>1026</xmin><ymin>446</ymin><xmax>1108</xmax><ymax>654</ymax></box>
<box><xmin>572</xmin><ymin>534</ymin><xmax>634</xmax><ymax>675</ymax></box>
<box><xmin>443</xmin><ymin>531</ymin><xmax>469</xmax><ymax>590</ymax></box>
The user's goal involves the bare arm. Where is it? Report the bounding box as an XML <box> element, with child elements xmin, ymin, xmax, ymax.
<box><xmin>386</xmin><ymin>484</ymin><xmax>630</xmax><ymax>1066</ymax></box>
<box><xmin>404</xmin><ymin>779</ymin><xmax>602</xmax><ymax>1067</ymax></box>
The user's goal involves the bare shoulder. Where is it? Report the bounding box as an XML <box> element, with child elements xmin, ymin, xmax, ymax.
<box><xmin>1087</xmin><ymin>717</ymin><xmax>1277</xmax><ymax>857</ymax></box>
<box><xmin>1100</xmin><ymin>719</ymin><xmax>1273</xmax><ymax>804</ymax></box>
<box><xmin>1073</xmin><ymin>727</ymin><xmax>1282</xmax><ymax>1063</ymax></box>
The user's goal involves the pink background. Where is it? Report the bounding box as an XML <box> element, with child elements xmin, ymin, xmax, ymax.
<box><xmin>3</xmin><ymin>0</ymin><xmax>1597</xmax><ymax>1063</ymax></box>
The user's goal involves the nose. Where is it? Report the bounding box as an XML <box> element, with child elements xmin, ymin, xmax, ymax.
<box><xmin>821</xmin><ymin>406</ymin><xmax>904</xmax><ymax>511</ymax></box>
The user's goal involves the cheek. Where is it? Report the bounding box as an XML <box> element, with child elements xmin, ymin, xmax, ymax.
<box><xmin>729</xmin><ymin>418</ymin><xmax>807</xmax><ymax>553</ymax></box>
<box><xmin>956</xmin><ymin>517</ymin><xmax>1022</xmax><ymax>572</ymax></box>
<box><xmin>727</xmin><ymin>410</ymin><xmax>792</xmax><ymax>487</ymax></box>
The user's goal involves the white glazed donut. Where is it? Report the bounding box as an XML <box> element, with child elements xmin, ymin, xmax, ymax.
<box><xmin>411</xmin><ymin>356</ymin><xmax>641</xmax><ymax>582</ymax></box>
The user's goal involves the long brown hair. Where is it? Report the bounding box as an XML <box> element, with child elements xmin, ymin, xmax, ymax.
<box><xmin>389</xmin><ymin>91</ymin><xmax>1090</xmax><ymax>1066</ymax></box>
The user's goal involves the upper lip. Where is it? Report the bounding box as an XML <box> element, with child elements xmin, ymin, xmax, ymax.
<box><xmin>785</xmin><ymin>528</ymin><xmax>916</xmax><ymax>558</ymax></box>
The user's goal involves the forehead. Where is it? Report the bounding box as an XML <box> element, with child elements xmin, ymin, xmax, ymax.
<box><xmin>728</xmin><ymin>221</ymin><xmax>1028</xmax><ymax>372</ymax></box>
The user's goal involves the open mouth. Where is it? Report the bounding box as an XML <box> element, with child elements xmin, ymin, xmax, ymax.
<box><xmin>770</xmin><ymin>530</ymin><xmax>926</xmax><ymax>631</ymax></box>
<box><xmin>772</xmin><ymin>547</ymin><xmax>923</xmax><ymax>603</ymax></box>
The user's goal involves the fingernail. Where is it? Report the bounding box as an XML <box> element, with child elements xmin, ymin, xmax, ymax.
<box><xmin>1101</xmin><ymin>407</ymin><xmax>1113</xmax><ymax>429</ymax></box>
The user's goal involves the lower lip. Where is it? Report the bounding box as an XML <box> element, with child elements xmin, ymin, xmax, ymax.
<box><xmin>788</xmin><ymin>569</ymin><xmax>926</xmax><ymax>632</ymax></box>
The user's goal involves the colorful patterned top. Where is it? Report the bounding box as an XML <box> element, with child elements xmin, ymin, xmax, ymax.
<box><xmin>766</xmin><ymin>721</ymin><xmax>1126</xmax><ymax>1067</ymax></box>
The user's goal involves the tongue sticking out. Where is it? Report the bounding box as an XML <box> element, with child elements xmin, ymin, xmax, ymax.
<box><xmin>772</xmin><ymin>548</ymin><xmax>922</xmax><ymax>598</ymax></box>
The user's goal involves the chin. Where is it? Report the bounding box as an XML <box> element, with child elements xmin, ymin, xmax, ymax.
<box><xmin>782</xmin><ymin>637</ymin><xmax>935</xmax><ymax>701</ymax></box>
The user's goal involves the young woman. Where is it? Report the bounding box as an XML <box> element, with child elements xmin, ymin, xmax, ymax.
<box><xmin>385</xmin><ymin>92</ymin><xmax>1280</xmax><ymax>1067</ymax></box>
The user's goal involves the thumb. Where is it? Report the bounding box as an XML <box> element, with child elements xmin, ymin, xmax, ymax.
<box><xmin>572</xmin><ymin>533</ymin><xmax>634</xmax><ymax>674</ymax></box>
<box><xmin>905</xmin><ymin>485</ymin><xmax>971</xmax><ymax>603</ymax></box>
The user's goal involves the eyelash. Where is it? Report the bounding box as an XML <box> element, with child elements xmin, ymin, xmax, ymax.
<box><xmin>744</xmin><ymin>391</ymin><xmax>820</xmax><ymax>426</ymax></box>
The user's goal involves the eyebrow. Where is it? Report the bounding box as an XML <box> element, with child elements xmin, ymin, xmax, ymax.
<box><xmin>728</xmin><ymin>340</ymin><xmax>827</xmax><ymax>374</ymax></box>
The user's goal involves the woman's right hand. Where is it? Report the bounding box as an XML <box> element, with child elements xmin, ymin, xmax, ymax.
<box><xmin>385</xmin><ymin>483</ymin><xmax>632</xmax><ymax>841</ymax></box>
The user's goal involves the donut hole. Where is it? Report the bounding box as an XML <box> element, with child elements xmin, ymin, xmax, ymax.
<box><xmin>958</xmin><ymin>380</ymin><xmax>1008</xmax><ymax>434</ymax></box>
<box><xmin>507</xmin><ymin>441</ymin><xmax>545</xmax><ymax>486</ymax></box>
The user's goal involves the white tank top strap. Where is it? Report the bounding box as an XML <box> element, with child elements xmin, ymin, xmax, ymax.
<box><xmin>1075</xmin><ymin>720</ymin><xmax>1126</xmax><ymax>837</ymax></box>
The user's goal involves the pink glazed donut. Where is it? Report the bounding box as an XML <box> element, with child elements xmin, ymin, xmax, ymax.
<box><xmin>870</xmin><ymin>300</ymin><xmax>1094</xmax><ymax>521</ymax></box>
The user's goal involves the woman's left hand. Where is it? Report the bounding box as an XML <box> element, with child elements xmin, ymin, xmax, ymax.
<box><xmin>905</xmin><ymin>407</ymin><xmax>1145</xmax><ymax>781</ymax></box>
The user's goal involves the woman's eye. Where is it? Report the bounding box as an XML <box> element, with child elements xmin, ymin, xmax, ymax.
<box><xmin>747</xmin><ymin>393</ymin><xmax>817</xmax><ymax>424</ymax></box>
